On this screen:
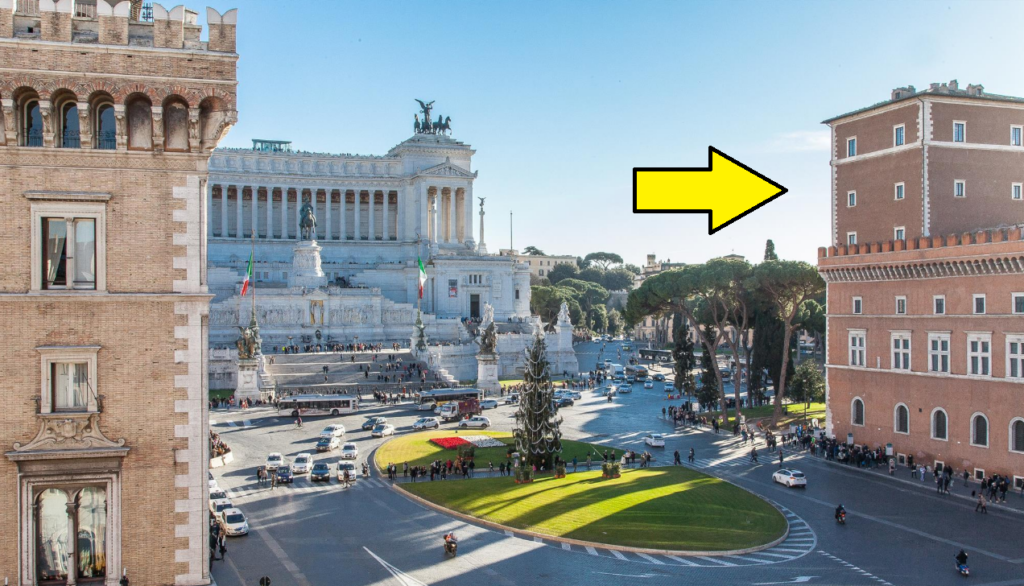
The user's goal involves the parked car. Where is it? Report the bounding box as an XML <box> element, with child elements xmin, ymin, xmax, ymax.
<box><xmin>337</xmin><ymin>462</ymin><xmax>358</xmax><ymax>482</ymax></box>
<box><xmin>292</xmin><ymin>453</ymin><xmax>313</xmax><ymax>474</ymax></box>
<box><xmin>480</xmin><ymin>399</ymin><xmax>499</xmax><ymax>409</ymax></box>
<box><xmin>773</xmin><ymin>469</ymin><xmax>807</xmax><ymax>488</ymax></box>
<box><xmin>644</xmin><ymin>433</ymin><xmax>666</xmax><ymax>447</ymax></box>
<box><xmin>363</xmin><ymin>417</ymin><xmax>388</xmax><ymax>431</ymax></box>
<box><xmin>566</xmin><ymin>391</ymin><xmax>582</xmax><ymax>400</ymax></box>
<box><xmin>218</xmin><ymin>508</ymin><xmax>249</xmax><ymax>536</ymax></box>
<box><xmin>320</xmin><ymin>424</ymin><xmax>345</xmax><ymax>439</ymax></box>
<box><xmin>413</xmin><ymin>417</ymin><xmax>440</xmax><ymax>430</ymax></box>
<box><xmin>643</xmin><ymin>380</ymin><xmax>654</xmax><ymax>389</ymax></box>
<box><xmin>339</xmin><ymin>443</ymin><xmax>359</xmax><ymax>460</ymax></box>
<box><xmin>310</xmin><ymin>462</ymin><xmax>332</xmax><ymax>482</ymax></box>
<box><xmin>316</xmin><ymin>436</ymin><xmax>341</xmax><ymax>452</ymax></box>
<box><xmin>209</xmin><ymin>490</ymin><xmax>231</xmax><ymax>515</ymax></box>
<box><xmin>556</xmin><ymin>397</ymin><xmax>574</xmax><ymax>408</ymax></box>
<box><xmin>265</xmin><ymin>453</ymin><xmax>284</xmax><ymax>471</ymax></box>
<box><xmin>617</xmin><ymin>385</ymin><xmax>631</xmax><ymax>394</ymax></box>
<box><xmin>371</xmin><ymin>423</ymin><xmax>395</xmax><ymax>437</ymax></box>
<box><xmin>418</xmin><ymin>401</ymin><xmax>437</xmax><ymax>411</ymax></box>
<box><xmin>652</xmin><ymin>373</ymin><xmax>666</xmax><ymax>382</ymax></box>
<box><xmin>276</xmin><ymin>465</ymin><xmax>294</xmax><ymax>484</ymax></box>
<box><xmin>504</xmin><ymin>393</ymin><xmax>520</xmax><ymax>405</ymax></box>
<box><xmin>458</xmin><ymin>416</ymin><xmax>491</xmax><ymax>429</ymax></box>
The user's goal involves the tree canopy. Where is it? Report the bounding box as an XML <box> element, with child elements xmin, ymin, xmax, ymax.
<box><xmin>583</xmin><ymin>251</ymin><xmax>624</xmax><ymax>270</ymax></box>
<box><xmin>523</xmin><ymin>246</ymin><xmax>546</xmax><ymax>256</ymax></box>
<box><xmin>546</xmin><ymin>263</ymin><xmax>579</xmax><ymax>284</ymax></box>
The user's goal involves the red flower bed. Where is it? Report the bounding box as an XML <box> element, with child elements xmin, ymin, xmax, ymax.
<box><xmin>430</xmin><ymin>436</ymin><xmax>470</xmax><ymax>450</ymax></box>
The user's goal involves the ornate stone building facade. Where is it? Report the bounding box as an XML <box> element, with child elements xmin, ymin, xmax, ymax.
<box><xmin>0</xmin><ymin>3</ymin><xmax>237</xmax><ymax>585</ymax></box>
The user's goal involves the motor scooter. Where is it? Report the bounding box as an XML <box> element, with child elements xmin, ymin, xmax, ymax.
<box><xmin>955</xmin><ymin>561</ymin><xmax>969</xmax><ymax>577</ymax></box>
<box><xmin>444</xmin><ymin>540</ymin><xmax>457</xmax><ymax>557</ymax></box>
<box><xmin>836</xmin><ymin>511</ymin><xmax>846</xmax><ymax>525</ymax></box>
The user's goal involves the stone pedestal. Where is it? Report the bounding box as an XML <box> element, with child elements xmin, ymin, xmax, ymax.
<box><xmin>290</xmin><ymin>240</ymin><xmax>326</xmax><ymax>288</ymax></box>
<box><xmin>235</xmin><ymin>358</ymin><xmax>261</xmax><ymax>403</ymax></box>
<box><xmin>476</xmin><ymin>353</ymin><xmax>500</xmax><ymax>397</ymax></box>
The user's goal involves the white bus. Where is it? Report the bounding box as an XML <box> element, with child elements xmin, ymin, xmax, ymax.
<box><xmin>416</xmin><ymin>388</ymin><xmax>483</xmax><ymax>407</ymax></box>
<box><xmin>277</xmin><ymin>394</ymin><xmax>359</xmax><ymax>417</ymax></box>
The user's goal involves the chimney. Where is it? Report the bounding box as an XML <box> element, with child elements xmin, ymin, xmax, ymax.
<box><xmin>967</xmin><ymin>83</ymin><xmax>985</xmax><ymax>97</ymax></box>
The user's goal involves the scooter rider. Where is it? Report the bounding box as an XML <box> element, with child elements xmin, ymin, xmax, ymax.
<box><xmin>835</xmin><ymin>504</ymin><xmax>846</xmax><ymax>521</ymax></box>
<box><xmin>444</xmin><ymin>531</ymin><xmax>458</xmax><ymax>553</ymax></box>
<box><xmin>361</xmin><ymin>462</ymin><xmax>369</xmax><ymax>478</ymax></box>
<box><xmin>955</xmin><ymin>549</ymin><xmax>968</xmax><ymax>567</ymax></box>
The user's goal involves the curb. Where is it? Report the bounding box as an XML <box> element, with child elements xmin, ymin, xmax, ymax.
<box><xmin>388</xmin><ymin>469</ymin><xmax>790</xmax><ymax>558</ymax></box>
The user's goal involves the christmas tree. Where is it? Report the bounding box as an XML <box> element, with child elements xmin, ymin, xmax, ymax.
<box><xmin>514</xmin><ymin>331</ymin><xmax>563</xmax><ymax>471</ymax></box>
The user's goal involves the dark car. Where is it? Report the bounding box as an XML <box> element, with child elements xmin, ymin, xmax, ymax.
<box><xmin>556</xmin><ymin>397</ymin><xmax>575</xmax><ymax>408</ymax></box>
<box><xmin>276</xmin><ymin>465</ymin><xmax>294</xmax><ymax>484</ymax></box>
<box><xmin>362</xmin><ymin>417</ymin><xmax>386</xmax><ymax>431</ymax></box>
<box><xmin>316</xmin><ymin>436</ymin><xmax>340</xmax><ymax>452</ymax></box>
<box><xmin>652</xmin><ymin>373</ymin><xmax>666</xmax><ymax>382</ymax></box>
<box><xmin>310</xmin><ymin>462</ymin><xmax>331</xmax><ymax>482</ymax></box>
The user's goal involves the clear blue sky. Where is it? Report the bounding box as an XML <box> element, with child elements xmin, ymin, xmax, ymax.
<box><xmin>203</xmin><ymin>0</ymin><xmax>1024</xmax><ymax>266</ymax></box>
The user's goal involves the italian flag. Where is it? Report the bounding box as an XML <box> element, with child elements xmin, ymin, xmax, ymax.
<box><xmin>240</xmin><ymin>251</ymin><xmax>253</xmax><ymax>297</ymax></box>
<box><xmin>417</xmin><ymin>257</ymin><xmax>427</xmax><ymax>299</ymax></box>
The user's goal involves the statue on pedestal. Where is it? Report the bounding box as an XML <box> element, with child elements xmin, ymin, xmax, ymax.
<box><xmin>476</xmin><ymin>303</ymin><xmax>497</xmax><ymax>355</ymax></box>
<box><xmin>299</xmin><ymin>193</ymin><xmax>317</xmax><ymax>241</ymax></box>
<box><xmin>557</xmin><ymin>301</ymin><xmax>572</xmax><ymax>327</ymax></box>
<box><xmin>235</xmin><ymin>325</ymin><xmax>258</xmax><ymax>360</ymax></box>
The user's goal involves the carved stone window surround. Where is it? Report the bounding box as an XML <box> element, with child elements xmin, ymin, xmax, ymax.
<box><xmin>28</xmin><ymin>201</ymin><xmax>108</xmax><ymax>293</ymax></box>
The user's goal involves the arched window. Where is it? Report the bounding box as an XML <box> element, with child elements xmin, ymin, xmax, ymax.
<box><xmin>932</xmin><ymin>409</ymin><xmax>948</xmax><ymax>440</ymax></box>
<box><xmin>125</xmin><ymin>95</ymin><xmax>152</xmax><ymax>150</ymax></box>
<box><xmin>971</xmin><ymin>413</ymin><xmax>989</xmax><ymax>447</ymax></box>
<box><xmin>852</xmin><ymin>397</ymin><xmax>865</xmax><ymax>426</ymax></box>
<box><xmin>94</xmin><ymin>100</ymin><xmax>115</xmax><ymax>150</ymax></box>
<box><xmin>34</xmin><ymin>487</ymin><xmax>108</xmax><ymax>583</ymax></box>
<box><xmin>22</xmin><ymin>98</ymin><xmax>43</xmax><ymax>147</ymax></box>
<box><xmin>163</xmin><ymin>98</ymin><xmax>189</xmax><ymax>151</ymax></box>
<box><xmin>895</xmin><ymin>404</ymin><xmax>909</xmax><ymax>434</ymax></box>
<box><xmin>1010</xmin><ymin>418</ymin><xmax>1024</xmax><ymax>453</ymax></box>
<box><xmin>52</xmin><ymin>93</ymin><xmax>81</xmax><ymax>149</ymax></box>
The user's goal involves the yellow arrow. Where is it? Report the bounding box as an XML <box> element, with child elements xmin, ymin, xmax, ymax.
<box><xmin>634</xmin><ymin>146</ymin><xmax>787</xmax><ymax>235</ymax></box>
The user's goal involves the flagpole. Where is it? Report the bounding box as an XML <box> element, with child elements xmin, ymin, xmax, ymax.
<box><xmin>251</xmin><ymin>228</ymin><xmax>256</xmax><ymax>316</ymax></box>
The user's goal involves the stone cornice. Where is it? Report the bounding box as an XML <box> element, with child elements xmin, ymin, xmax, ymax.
<box><xmin>819</xmin><ymin>253</ymin><xmax>1024</xmax><ymax>283</ymax></box>
<box><xmin>24</xmin><ymin>190</ymin><xmax>112</xmax><ymax>202</ymax></box>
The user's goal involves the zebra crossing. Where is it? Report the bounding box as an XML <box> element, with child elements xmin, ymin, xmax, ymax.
<box><xmin>222</xmin><ymin>419</ymin><xmax>255</xmax><ymax>429</ymax></box>
<box><xmin>224</xmin><ymin>476</ymin><xmax>389</xmax><ymax>502</ymax></box>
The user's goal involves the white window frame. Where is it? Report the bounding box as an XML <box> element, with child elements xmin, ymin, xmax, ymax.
<box><xmin>847</xmin><ymin>232</ymin><xmax>857</xmax><ymax>245</ymax></box>
<box><xmin>953</xmin><ymin>120</ymin><xmax>966</xmax><ymax>143</ymax></box>
<box><xmin>849</xmin><ymin>330</ymin><xmax>866</xmax><ymax>367</ymax></box>
<box><xmin>1013</xmin><ymin>183</ymin><xmax>1023</xmax><ymax>201</ymax></box>
<box><xmin>852</xmin><ymin>296</ymin><xmax>862</xmax><ymax>315</ymax></box>
<box><xmin>928</xmin><ymin>332</ymin><xmax>950</xmax><ymax>373</ymax></box>
<box><xmin>851</xmin><ymin>396</ymin><xmax>865</xmax><ymax>427</ymax></box>
<box><xmin>29</xmin><ymin>200</ymin><xmax>108</xmax><ymax>293</ymax></box>
<box><xmin>967</xmin><ymin>333</ymin><xmax>992</xmax><ymax>377</ymax></box>
<box><xmin>847</xmin><ymin>136</ymin><xmax>857</xmax><ymax>157</ymax></box>
<box><xmin>1012</xmin><ymin>125</ymin><xmax>1022</xmax><ymax>147</ymax></box>
<box><xmin>954</xmin><ymin>180</ymin><xmax>966</xmax><ymax>198</ymax></box>
<box><xmin>894</xmin><ymin>226</ymin><xmax>905</xmax><ymax>241</ymax></box>
<box><xmin>1013</xmin><ymin>293</ymin><xmax>1024</xmax><ymax>315</ymax></box>
<box><xmin>970</xmin><ymin>412</ymin><xmax>989</xmax><ymax>448</ymax></box>
<box><xmin>36</xmin><ymin>345</ymin><xmax>100</xmax><ymax>414</ymax></box>
<box><xmin>847</xmin><ymin>190</ymin><xmax>856</xmax><ymax>207</ymax></box>
<box><xmin>893</xmin><ymin>402</ymin><xmax>910</xmax><ymax>435</ymax></box>
<box><xmin>933</xmin><ymin>295</ymin><xmax>945</xmax><ymax>315</ymax></box>
<box><xmin>891</xmin><ymin>331</ymin><xmax>911</xmax><ymax>371</ymax></box>
<box><xmin>894</xmin><ymin>182</ymin><xmax>905</xmax><ymax>201</ymax></box>
<box><xmin>973</xmin><ymin>294</ymin><xmax>986</xmax><ymax>315</ymax></box>
<box><xmin>1006</xmin><ymin>334</ymin><xmax>1024</xmax><ymax>380</ymax></box>
<box><xmin>893</xmin><ymin>124</ymin><xmax>905</xmax><ymax>147</ymax></box>
<box><xmin>1009</xmin><ymin>417</ymin><xmax>1024</xmax><ymax>454</ymax></box>
<box><xmin>931</xmin><ymin>407</ymin><xmax>949</xmax><ymax>441</ymax></box>
<box><xmin>895</xmin><ymin>296</ymin><xmax>907</xmax><ymax>315</ymax></box>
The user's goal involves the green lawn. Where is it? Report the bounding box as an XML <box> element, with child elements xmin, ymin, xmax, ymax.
<box><xmin>403</xmin><ymin>467</ymin><xmax>786</xmax><ymax>551</ymax></box>
<box><xmin>703</xmin><ymin>402</ymin><xmax>826</xmax><ymax>429</ymax></box>
<box><xmin>375</xmin><ymin>431</ymin><xmax>618</xmax><ymax>472</ymax></box>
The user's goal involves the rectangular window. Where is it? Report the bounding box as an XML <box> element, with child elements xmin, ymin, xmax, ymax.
<box><xmin>1012</xmin><ymin>125</ymin><xmax>1022</xmax><ymax>147</ymax></box>
<box><xmin>895</xmin><ymin>296</ymin><xmax>907</xmax><ymax>315</ymax></box>
<box><xmin>894</xmin><ymin>124</ymin><xmax>905</xmax><ymax>147</ymax></box>
<box><xmin>892</xmin><ymin>333</ymin><xmax>911</xmax><ymax>370</ymax></box>
<box><xmin>968</xmin><ymin>333</ymin><xmax>992</xmax><ymax>376</ymax></box>
<box><xmin>933</xmin><ymin>295</ymin><xmax>945</xmax><ymax>315</ymax></box>
<box><xmin>515</xmin><ymin>289</ymin><xmax>520</xmax><ymax>300</ymax></box>
<box><xmin>51</xmin><ymin>362</ymin><xmax>89</xmax><ymax>410</ymax></box>
<box><xmin>849</xmin><ymin>331</ymin><xmax>866</xmax><ymax>367</ymax></box>
<box><xmin>954</xmin><ymin>180</ymin><xmax>966</xmax><ymax>198</ymax></box>
<box><xmin>852</xmin><ymin>297</ymin><xmax>862</xmax><ymax>315</ymax></box>
<box><xmin>1014</xmin><ymin>183</ymin><xmax>1022</xmax><ymax>201</ymax></box>
<box><xmin>953</xmin><ymin>121</ymin><xmax>966</xmax><ymax>143</ymax></box>
<box><xmin>929</xmin><ymin>333</ymin><xmax>950</xmax><ymax>373</ymax></box>
<box><xmin>1007</xmin><ymin>335</ymin><xmax>1024</xmax><ymax>379</ymax></box>
<box><xmin>42</xmin><ymin>217</ymin><xmax>96</xmax><ymax>290</ymax></box>
<box><xmin>894</xmin><ymin>182</ymin><xmax>905</xmax><ymax>200</ymax></box>
<box><xmin>847</xmin><ymin>232</ymin><xmax>857</xmax><ymax>245</ymax></box>
<box><xmin>847</xmin><ymin>191</ymin><xmax>856</xmax><ymax>207</ymax></box>
<box><xmin>974</xmin><ymin>294</ymin><xmax>986</xmax><ymax>315</ymax></box>
<box><xmin>847</xmin><ymin>137</ymin><xmax>857</xmax><ymax>157</ymax></box>
<box><xmin>894</xmin><ymin>227</ymin><xmax>905</xmax><ymax>240</ymax></box>
<box><xmin>1014</xmin><ymin>293</ymin><xmax>1024</xmax><ymax>314</ymax></box>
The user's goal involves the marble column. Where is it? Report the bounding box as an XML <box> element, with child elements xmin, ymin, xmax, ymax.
<box><xmin>431</xmin><ymin>194</ymin><xmax>439</xmax><ymax>245</ymax></box>
<box><xmin>368</xmin><ymin>189</ymin><xmax>376</xmax><ymax>241</ymax></box>
<box><xmin>281</xmin><ymin>187</ymin><xmax>289</xmax><ymax>239</ymax></box>
<box><xmin>449</xmin><ymin>188</ymin><xmax>457</xmax><ymax>243</ymax></box>
<box><xmin>340</xmin><ymin>189</ymin><xmax>347</xmax><ymax>240</ymax></box>
<box><xmin>250</xmin><ymin>186</ymin><xmax>259</xmax><ymax>239</ymax></box>
<box><xmin>267</xmin><ymin>187</ymin><xmax>274</xmax><ymax>239</ymax></box>
<box><xmin>295</xmin><ymin>188</ymin><xmax>302</xmax><ymax>240</ymax></box>
<box><xmin>419</xmin><ymin>184</ymin><xmax>429</xmax><ymax>243</ymax></box>
<box><xmin>354</xmin><ymin>190</ymin><xmax>362</xmax><ymax>240</ymax></box>
<box><xmin>465</xmin><ymin>183</ymin><xmax>475</xmax><ymax>247</ymax></box>
<box><xmin>311</xmin><ymin>188</ymin><xmax>318</xmax><ymax>239</ymax></box>
<box><xmin>220</xmin><ymin>184</ymin><xmax>228</xmax><ymax>238</ymax></box>
<box><xmin>382</xmin><ymin>190</ymin><xmax>390</xmax><ymax>241</ymax></box>
<box><xmin>325</xmin><ymin>189</ymin><xmax>332</xmax><ymax>240</ymax></box>
<box><xmin>207</xmin><ymin>181</ymin><xmax>214</xmax><ymax>238</ymax></box>
<box><xmin>397</xmin><ymin>186</ymin><xmax>406</xmax><ymax>242</ymax></box>
<box><xmin>235</xmin><ymin>185</ymin><xmax>243</xmax><ymax>239</ymax></box>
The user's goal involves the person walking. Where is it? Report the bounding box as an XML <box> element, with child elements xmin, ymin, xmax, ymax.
<box><xmin>750</xmin><ymin>447</ymin><xmax>759</xmax><ymax>464</ymax></box>
<box><xmin>888</xmin><ymin>458</ymin><xmax>896</xmax><ymax>476</ymax></box>
<box><xmin>688</xmin><ymin>447</ymin><xmax>695</xmax><ymax>463</ymax></box>
<box><xmin>572</xmin><ymin>456</ymin><xmax>578</xmax><ymax>473</ymax></box>
<box><xmin>778</xmin><ymin>447</ymin><xmax>785</xmax><ymax>468</ymax></box>
<box><xmin>673</xmin><ymin>450</ymin><xmax>681</xmax><ymax>465</ymax></box>
<box><xmin>975</xmin><ymin>491</ymin><xmax>988</xmax><ymax>513</ymax></box>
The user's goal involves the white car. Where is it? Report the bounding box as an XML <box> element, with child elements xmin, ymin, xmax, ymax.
<box><xmin>418</xmin><ymin>401</ymin><xmax>437</xmax><ymax>411</ymax></box>
<box><xmin>773</xmin><ymin>469</ymin><xmax>807</xmax><ymax>488</ymax></box>
<box><xmin>339</xmin><ymin>443</ymin><xmax>359</xmax><ymax>460</ymax></box>
<box><xmin>371</xmin><ymin>423</ymin><xmax>395</xmax><ymax>437</ymax></box>
<box><xmin>644</xmin><ymin>433</ymin><xmax>666</xmax><ymax>447</ymax></box>
<box><xmin>218</xmin><ymin>507</ymin><xmax>249</xmax><ymax>536</ymax></box>
<box><xmin>480</xmin><ymin>399</ymin><xmax>499</xmax><ymax>410</ymax></box>
<box><xmin>617</xmin><ymin>385</ymin><xmax>631</xmax><ymax>394</ymax></box>
<box><xmin>292</xmin><ymin>453</ymin><xmax>313</xmax><ymax>474</ymax></box>
<box><xmin>210</xmin><ymin>496</ymin><xmax>233</xmax><ymax>517</ymax></box>
<box><xmin>320</xmin><ymin>424</ymin><xmax>345</xmax><ymax>439</ymax></box>
<box><xmin>459</xmin><ymin>416</ymin><xmax>491</xmax><ymax>429</ymax></box>
<box><xmin>565</xmin><ymin>391</ymin><xmax>582</xmax><ymax>400</ymax></box>
<box><xmin>643</xmin><ymin>380</ymin><xmax>654</xmax><ymax>389</ymax></box>
<box><xmin>265</xmin><ymin>453</ymin><xmax>284</xmax><ymax>471</ymax></box>
<box><xmin>413</xmin><ymin>417</ymin><xmax>440</xmax><ymax>430</ymax></box>
<box><xmin>337</xmin><ymin>461</ymin><xmax>358</xmax><ymax>482</ymax></box>
<box><xmin>504</xmin><ymin>393</ymin><xmax>520</xmax><ymax>405</ymax></box>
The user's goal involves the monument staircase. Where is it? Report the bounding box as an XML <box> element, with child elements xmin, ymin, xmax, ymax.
<box><xmin>262</xmin><ymin>349</ymin><xmax>457</xmax><ymax>395</ymax></box>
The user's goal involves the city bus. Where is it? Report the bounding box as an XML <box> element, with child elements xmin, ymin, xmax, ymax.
<box><xmin>416</xmin><ymin>388</ymin><xmax>483</xmax><ymax>408</ymax></box>
<box><xmin>625</xmin><ymin>365</ymin><xmax>648</xmax><ymax>381</ymax></box>
<box><xmin>277</xmin><ymin>394</ymin><xmax>359</xmax><ymax>417</ymax></box>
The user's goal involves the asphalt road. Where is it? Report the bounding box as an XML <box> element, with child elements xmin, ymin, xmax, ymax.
<box><xmin>209</xmin><ymin>341</ymin><xmax>1024</xmax><ymax>586</ymax></box>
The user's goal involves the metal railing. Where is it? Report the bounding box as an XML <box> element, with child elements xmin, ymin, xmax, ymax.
<box><xmin>96</xmin><ymin>132</ymin><xmax>116</xmax><ymax>150</ymax></box>
<box><xmin>16</xmin><ymin>0</ymin><xmax>40</xmax><ymax>16</ymax></box>
<box><xmin>61</xmin><ymin>131</ymin><xmax>81</xmax><ymax>149</ymax></box>
<box><xmin>24</xmin><ymin>131</ymin><xmax>43</xmax><ymax>147</ymax></box>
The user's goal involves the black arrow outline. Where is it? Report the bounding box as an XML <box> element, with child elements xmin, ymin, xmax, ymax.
<box><xmin>633</xmin><ymin>146</ymin><xmax>788</xmax><ymax>235</ymax></box>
